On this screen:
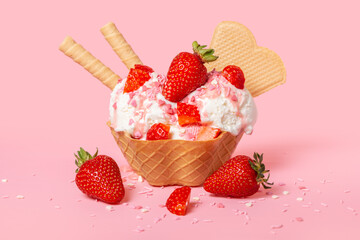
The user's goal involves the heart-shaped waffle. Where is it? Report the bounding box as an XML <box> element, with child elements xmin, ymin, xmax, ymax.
<box><xmin>206</xmin><ymin>21</ymin><xmax>286</xmax><ymax>97</ymax></box>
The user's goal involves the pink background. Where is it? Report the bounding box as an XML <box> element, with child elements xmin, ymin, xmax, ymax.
<box><xmin>1</xmin><ymin>0</ymin><xmax>359</xmax><ymax>239</ymax></box>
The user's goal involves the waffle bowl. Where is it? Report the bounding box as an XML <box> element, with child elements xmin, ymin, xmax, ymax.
<box><xmin>59</xmin><ymin>21</ymin><xmax>285</xmax><ymax>186</ymax></box>
<box><xmin>108</xmin><ymin>122</ymin><xmax>243</xmax><ymax>186</ymax></box>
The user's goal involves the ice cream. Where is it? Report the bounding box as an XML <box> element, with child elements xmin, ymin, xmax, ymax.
<box><xmin>109</xmin><ymin>70</ymin><xmax>257</xmax><ymax>140</ymax></box>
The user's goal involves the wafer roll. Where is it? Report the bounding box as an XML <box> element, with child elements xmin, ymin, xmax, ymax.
<box><xmin>59</xmin><ymin>36</ymin><xmax>120</xmax><ymax>90</ymax></box>
<box><xmin>100</xmin><ymin>22</ymin><xmax>143</xmax><ymax>69</ymax></box>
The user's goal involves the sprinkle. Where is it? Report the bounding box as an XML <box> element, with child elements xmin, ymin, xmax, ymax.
<box><xmin>272</xmin><ymin>195</ymin><xmax>279</xmax><ymax>199</ymax></box>
<box><xmin>344</xmin><ymin>190</ymin><xmax>351</xmax><ymax>193</ymax></box>
<box><xmin>225</xmin><ymin>87</ymin><xmax>231</xmax><ymax>97</ymax></box>
<box><xmin>141</xmin><ymin>208</ymin><xmax>150</xmax><ymax>213</ymax></box>
<box><xmin>320</xmin><ymin>179</ymin><xmax>326</xmax><ymax>184</ymax></box>
<box><xmin>296</xmin><ymin>197</ymin><xmax>304</xmax><ymax>201</ymax></box>
<box><xmin>282</xmin><ymin>209</ymin><xmax>288</xmax><ymax>213</ymax></box>
<box><xmin>210</xmin><ymin>202</ymin><xmax>216</xmax><ymax>206</ymax></box>
<box><xmin>266</xmin><ymin>191</ymin><xmax>273</xmax><ymax>195</ymax></box>
<box><xmin>347</xmin><ymin>207</ymin><xmax>355</xmax><ymax>212</ymax></box>
<box><xmin>76</xmin><ymin>199</ymin><xmax>82</xmax><ymax>202</ymax></box>
<box><xmin>105</xmin><ymin>205</ymin><xmax>114</xmax><ymax>211</ymax></box>
<box><xmin>192</xmin><ymin>197</ymin><xmax>200</xmax><ymax>202</ymax></box>
<box><xmin>203</xmin><ymin>219</ymin><xmax>214</xmax><ymax>223</ymax></box>
<box><xmin>174</xmin><ymin>217</ymin><xmax>181</xmax><ymax>220</ymax></box>
<box><xmin>295</xmin><ymin>217</ymin><xmax>304</xmax><ymax>222</ymax></box>
<box><xmin>340</xmin><ymin>200</ymin><xmax>344</xmax><ymax>204</ymax></box>
<box><xmin>130</xmin><ymin>99</ymin><xmax>137</xmax><ymax>107</ymax></box>
<box><xmin>302</xmin><ymin>205</ymin><xmax>310</xmax><ymax>208</ymax></box>
<box><xmin>271</xmin><ymin>224</ymin><xmax>283</xmax><ymax>229</ymax></box>
<box><xmin>158</xmin><ymin>99</ymin><xmax>165</xmax><ymax>106</ymax></box>
<box><xmin>217</xmin><ymin>203</ymin><xmax>225</xmax><ymax>208</ymax></box>
<box><xmin>245</xmin><ymin>202</ymin><xmax>253</xmax><ymax>207</ymax></box>
<box><xmin>54</xmin><ymin>205</ymin><xmax>61</xmax><ymax>209</ymax></box>
<box><xmin>208</xmin><ymin>84</ymin><xmax>216</xmax><ymax>91</ymax></box>
<box><xmin>1</xmin><ymin>179</ymin><xmax>8</xmax><ymax>183</ymax></box>
<box><xmin>129</xmin><ymin>119</ymin><xmax>134</xmax><ymax>125</ymax></box>
<box><xmin>69</xmin><ymin>179</ymin><xmax>75</xmax><ymax>183</ymax></box>
<box><xmin>134</xmin><ymin>226</ymin><xmax>145</xmax><ymax>233</ymax></box>
<box><xmin>191</xmin><ymin>218</ymin><xmax>199</xmax><ymax>224</ymax></box>
<box><xmin>283</xmin><ymin>204</ymin><xmax>290</xmax><ymax>207</ymax></box>
<box><xmin>158</xmin><ymin>204</ymin><xmax>166</xmax><ymax>208</ymax></box>
<box><xmin>2</xmin><ymin>195</ymin><xmax>9</xmax><ymax>199</ymax></box>
<box><xmin>133</xmin><ymin>205</ymin><xmax>143</xmax><ymax>210</ymax></box>
<box><xmin>258</xmin><ymin>198</ymin><xmax>266</xmax><ymax>201</ymax></box>
<box><xmin>16</xmin><ymin>195</ymin><xmax>25</xmax><ymax>199</ymax></box>
<box><xmin>211</xmin><ymin>79</ymin><xmax>218</xmax><ymax>85</ymax></box>
<box><xmin>90</xmin><ymin>214</ymin><xmax>96</xmax><ymax>217</ymax></box>
<box><xmin>138</xmin><ymin>176</ymin><xmax>144</xmax><ymax>182</ymax></box>
<box><xmin>154</xmin><ymin>217</ymin><xmax>162</xmax><ymax>223</ymax></box>
<box><xmin>283</xmin><ymin>191</ymin><xmax>289</xmax><ymax>195</ymax></box>
<box><xmin>112</xmin><ymin>102</ymin><xmax>117</xmax><ymax>110</ymax></box>
<box><xmin>321</xmin><ymin>203</ymin><xmax>328</xmax><ymax>207</ymax></box>
<box><xmin>162</xmin><ymin>213</ymin><xmax>167</xmax><ymax>219</ymax></box>
<box><xmin>299</xmin><ymin>186</ymin><xmax>309</xmax><ymax>191</ymax></box>
<box><xmin>278</xmin><ymin>182</ymin><xmax>286</xmax><ymax>186</ymax></box>
<box><xmin>297</xmin><ymin>178</ymin><xmax>304</xmax><ymax>182</ymax></box>
<box><xmin>314</xmin><ymin>209</ymin><xmax>321</xmax><ymax>213</ymax></box>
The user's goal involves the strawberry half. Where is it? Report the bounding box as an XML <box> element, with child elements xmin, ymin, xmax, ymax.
<box><xmin>75</xmin><ymin>148</ymin><xmax>125</xmax><ymax>204</ymax></box>
<box><xmin>124</xmin><ymin>64</ymin><xmax>154</xmax><ymax>93</ymax></box>
<box><xmin>196</xmin><ymin>126</ymin><xmax>221</xmax><ymax>140</ymax></box>
<box><xmin>222</xmin><ymin>65</ymin><xmax>245</xmax><ymax>89</ymax></box>
<box><xmin>146</xmin><ymin>123</ymin><xmax>170</xmax><ymax>140</ymax></box>
<box><xmin>162</xmin><ymin>42</ymin><xmax>218</xmax><ymax>102</ymax></box>
<box><xmin>166</xmin><ymin>186</ymin><xmax>191</xmax><ymax>215</ymax></box>
<box><xmin>203</xmin><ymin>153</ymin><xmax>272</xmax><ymax>198</ymax></box>
<box><xmin>177</xmin><ymin>102</ymin><xmax>201</xmax><ymax>126</ymax></box>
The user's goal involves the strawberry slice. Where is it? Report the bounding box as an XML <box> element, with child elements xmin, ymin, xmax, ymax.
<box><xmin>177</xmin><ymin>103</ymin><xmax>201</xmax><ymax>126</ymax></box>
<box><xmin>146</xmin><ymin>123</ymin><xmax>170</xmax><ymax>140</ymax></box>
<box><xmin>196</xmin><ymin>127</ymin><xmax>221</xmax><ymax>140</ymax></box>
<box><xmin>134</xmin><ymin>64</ymin><xmax>154</xmax><ymax>73</ymax></box>
<box><xmin>124</xmin><ymin>65</ymin><xmax>153</xmax><ymax>93</ymax></box>
<box><xmin>166</xmin><ymin>186</ymin><xmax>191</xmax><ymax>215</ymax></box>
<box><xmin>222</xmin><ymin>65</ymin><xmax>245</xmax><ymax>89</ymax></box>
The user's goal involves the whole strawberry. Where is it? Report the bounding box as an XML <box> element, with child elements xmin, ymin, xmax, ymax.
<box><xmin>162</xmin><ymin>41</ymin><xmax>218</xmax><ymax>102</ymax></box>
<box><xmin>203</xmin><ymin>153</ymin><xmax>272</xmax><ymax>197</ymax></box>
<box><xmin>74</xmin><ymin>148</ymin><xmax>125</xmax><ymax>204</ymax></box>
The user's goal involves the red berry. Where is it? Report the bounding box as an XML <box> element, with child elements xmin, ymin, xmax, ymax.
<box><xmin>166</xmin><ymin>186</ymin><xmax>191</xmax><ymax>215</ymax></box>
<box><xmin>162</xmin><ymin>42</ymin><xmax>218</xmax><ymax>102</ymax></box>
<box><xmin>177</xmin><ymin>103</ymin><xmax>201</xmax><ymax>126</ymax></box>
<box><xmin>124</xmin><ymin>65</ymin><xmax>153</xmax><ymax>93</ymax></box>
<box><xmin>75</xmin><ymin>148</ymin><xmax>125</xmax><ymax>204</ymax></box>
<box><xmin>146</xmin><ymin>123</ymin><xmax>170</xmax><ymax>140</ymax></box>
<box><xmin>222</xmin><ymin>65</ymin><xmax>245</xmax><ymax>89</ymax></box>
<box><xmin>203</xmin><ymin>153</ymin><xmax>272</xmax><ymax>198</ymax></box>
<box><xmin>196</xmin><ymin>127</ymin><xmax>221</xmax><ymax>140</ymax></box>
<box><xmin>134</xmin><ymin>64</ymin><xmax>154</xmax><ymax>73</ymax></box>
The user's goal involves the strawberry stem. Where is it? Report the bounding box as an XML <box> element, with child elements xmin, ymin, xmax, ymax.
<box><xmin>192</xmin><ymin>41</ymin><xmax>218</xmax><ymax>63</ymax></box>
<box><xmin>249</xmin><ymin>152</ymin><xmax>273</xmax><ymax>189</ymax></box>
<box><xmin>74</xmin><ymin>147</ymin><xmax>98</xmax><ymax>173</ymax></box>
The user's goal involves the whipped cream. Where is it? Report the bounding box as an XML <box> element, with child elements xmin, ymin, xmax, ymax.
<box><xmin>109</xmin><ymin>71</ymin><xmax>257</xmax><ymax>140</ymax></box>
